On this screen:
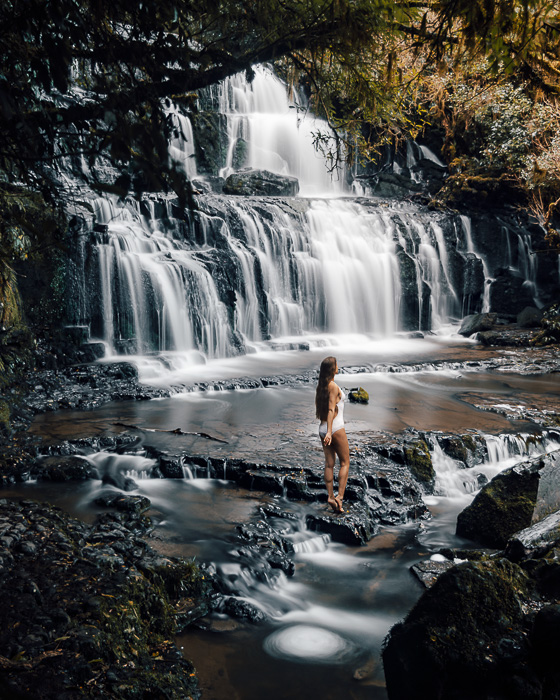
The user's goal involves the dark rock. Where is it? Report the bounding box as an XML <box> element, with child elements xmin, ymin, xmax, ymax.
<box><xmin>192</xmin><ymin>111</ymin><xmax>228</xmax><ymax>175</ymax></box>
<box><xmin>306</xmin><ymin>502</ymin><xmax>379</xmax><ymax>545</ymax></box>
<box><xmin>505</xmin><ymin>510</ymin><xmax>560</xmax><ymax>562</ymax></box>
<box><xmin>461</xmin><ymin>252</ymin><xmax>485</xmax><ymax>316</ymax></box>
<box><xmin>489</xmin><ymin>268</ymin><xmax>535</xmax><ymax>315</ymax></box>
<box><xmin>403</xmin><ymin>439</ymin><xmax>435</xmax><ymax>488</ymax></box>
<box><xmin>221</xmin><ymin>596</ymin><xmax>266</xmax><ymax>623</ymax></box>
<box><xmin>223</xmin><ymin>169</ymin><xmax>299</xmax><ymax>196</ymax></box>
<box><xmin>458</xmin><ymin>312</ymin><xmax>498</xmax><ymax>336</ymax></box>
<box><xmin>94</xmin><ymin>494</ymin><xmax>151</xmax><ymax>514</ymax></box>
<box><xmin>159</xmin><ymin>456</ymin><xmax>184</xmax><ymax>479</ymax></box>
<box><xmin>530</xmin><ymin>604</ymin><xmax>560</xmax><ymax>674</ymax></box>
<box><xmin>410</xmin><ymin>559</ymin><xmax>455</xmax><ymax>588</ymax></box>
<box><xmin>455</xmin><ymin>453</ymin><xmax>556</xmax><ymax>548</ymax></box>
<box><xmin>37</xmin><ymin>455</ymin><xmax>98</xmax><ymax>482</ymax></box>
<box><xmin>383</xmin><ymin>559</ymin><xmax>534</xmax><ymax>700</ymax></box>
<box><xmin>517</xmin><ymin>306</ymin><xmax>543</xmax><ymax>328</ymax></box>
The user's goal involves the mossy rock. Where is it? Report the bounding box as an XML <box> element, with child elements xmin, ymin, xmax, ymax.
<box><xmin>404</xmin><ymin>440</ymin><xmax>435</xmax><ymax>485</ymax></box>
<box><xmin>456</xmin><ymin>459</ymin><xmax>541</xmax><ymax>548</ymax></box>
<box><xmin>348</xmin><ymin>387</ymin><xmax>369</xmax><ymax>404</ymax></box>
<box><xmin>383</xmin><ymin>559</ymin><xmax>535</xmax><ymax>699</ymax></box>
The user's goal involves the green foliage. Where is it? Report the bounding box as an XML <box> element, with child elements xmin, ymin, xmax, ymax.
<box><xmin>531</xmin><ymin>303</ymin><xmax>560</xmax><ymax>345</ymax></box>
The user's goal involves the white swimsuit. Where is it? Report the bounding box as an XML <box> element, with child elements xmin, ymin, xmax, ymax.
<box><xmin>319</xmin><ymin>389</ymin><xmax>345</xmax><ymax>438</ymax></box>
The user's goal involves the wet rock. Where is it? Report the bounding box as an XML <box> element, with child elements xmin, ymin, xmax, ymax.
<box><xmin>506</xmin><ymin>510</ymin><xmax>560</xmax><ymax>562</ymax></box>
<box><xmin>158</xmin><ymin>456</ymin><xmax>185</xmax><ymax>479</ymax></box>
<box><xmin>410</xmin><ymin>559</ymin><xmax>455</xmax><ymax>588</ymax></box>
<box><xmin>403</xmin><ymin>439</ymin><xmax>435</xmax><ymax>489</ymax></box>
<box><xmin>220</xmin><ymin>596</ymin><xmax>266</xmax><ymax>623</ymax></box>
<box><xmin>437</xmin><ymin>433</ymin><xmax>484</xmax><ymax>467</ymax></box>
<box><xmin>517</xmin><ymin>306</ymin><xmax>543</xmax><ymax>328</ymax></box>
<box><xmin>455</xmin><ymin>452</ymin><xmax>560</xmax><ymax>548</ymax></box>
<box><xmin>348</xmin><ymin>387</ymin><xmax>369</xmax><ymax>403</ymax></box>
<box><xmin>458</xmin><ymin>312</ymin><xmax>497</xmax><ymax>336</ymax></box>
<box><xmin>223</xmin><ymin>169</ymin><xmax>299</xmax><ymax>196</ymax></box>
<box><xmin>306</xmin><ymin>502</ymin><xmax>379</xmax><ymax>545</ymax></box>
<box><xmin>94</xmin><ymin>493</ymin><xmax>151</xmax><ymax>514</ymax></box>
<box><xmin>37</xmin><ymin>455</ymin><xmax>98</xmax><ymax>482</ymax></box>
<box><xmin>383</xmin><ymin>559</ymin><xmax>535</xmax><ymax>700</ymax></box>
<box><xmin>489</xmin><ymin>268</ymin><xmax>535</xmax><ymax>315</ymax></box>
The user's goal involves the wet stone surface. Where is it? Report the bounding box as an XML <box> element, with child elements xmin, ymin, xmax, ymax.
<box><xmin>0</xmin><ymin>499</ymin><xmax>215</xmax><ymax>699</ymax></box>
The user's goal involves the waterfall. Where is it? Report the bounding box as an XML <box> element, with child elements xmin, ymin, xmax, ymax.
<box><xmin>217</xmin><ymin>65</ymin><xmax>346</xmax><ymax>196</ymax></box>
<box><xmin>71</xmin><ymin>65</ymin><xmax>550</xmax><ymax>373</ymax></box>
<box><xmin>459</xmin><ymin>215</ymin><xmax>491</xmax><ymax>313</ymax></box>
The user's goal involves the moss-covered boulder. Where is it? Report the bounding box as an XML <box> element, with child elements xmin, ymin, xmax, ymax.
<box><xmin>404</xmin><ymin>439</ymin><xmax>435</xmax><ymax>487</ymax></box>
<box><xmin>348</xmin><ymin>387</ymin><xmax>369</xmax><ymax>404</ymax></box>
<box><xmin>0</xmin><ymin>499</ymin><xmax>213</xmax><ymax>699</ymax></box>
<box><xmin>383</xmin><ymin>559</ymin><xmax>536</xmax><ymax>700</ymax></box>
<box><xmin>456</xmin><ymin>451</ymin><xmax>560</xmax><ymax>548</ymax></box>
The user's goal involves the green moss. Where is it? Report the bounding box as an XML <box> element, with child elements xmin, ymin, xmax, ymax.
<box><xmin>404</xmin><ymin>440</ymin><xmax>435</xmax><ymax>483</ymax></box>
<box><xmin>348</xmin><ymin>387</ymin><xmax>369</xmax><ymax>404</ymax></box>
<box><xmin>456</xmin><ymin>464</ymin><xmax>539</xmax><ymax>547</ymax></box>
<box><xmin>410</xmin><ymin>559</ymin><xmax>530</xmax><ymax>660</ymax></box>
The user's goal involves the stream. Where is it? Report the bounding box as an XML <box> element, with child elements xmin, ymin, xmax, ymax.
<box><xmin>12</xmin><ymin>337</ymin><xmax>560</xmax><ymax>699</ymax></box>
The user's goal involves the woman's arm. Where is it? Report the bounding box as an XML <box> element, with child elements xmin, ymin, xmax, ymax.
<box><xmin>323</xmin><ymin>382</ymin><xmax>339</xmax><ymax>446</ymax></box>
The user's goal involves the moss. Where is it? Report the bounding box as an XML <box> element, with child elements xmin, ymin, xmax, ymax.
<box><xmin>404</xmin><ymin>440</ymin><xmax>435</xmax><ymax>484</ymax></box>
<box><xmin>0</xmin><ymin>400</ymin><xmax>9</xmax><ymax>429</ymax></box>
<box><xmin>456</xmin><ymin>464</ymin><xmax>540</xmax><ymax>547</ymax></box>
<box><xmin>348</xmin><ymin>386</ymin><xmax>369</xmax><ymax>404</ymax></box>
<box><xmin>383</xmin><ymin>559</ymin><xmax>533</xmax><ymax>698</ymax></box>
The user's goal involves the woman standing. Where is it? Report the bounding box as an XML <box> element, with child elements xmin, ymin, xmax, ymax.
<box><xmin>315</xmin><ymin>356</ymin><xmax>350</xmax><ymax>514</ymax></box>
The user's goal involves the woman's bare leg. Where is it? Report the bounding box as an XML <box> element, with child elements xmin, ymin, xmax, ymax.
<box><xmin>331</xmin><ymin>429</ymin><xmax>350</xmax><ymax>509</ymax></box>
<box><xmin>321</xmin><ymin>440</ymin><xmax>342</xmax><ymax>512</ymax></box>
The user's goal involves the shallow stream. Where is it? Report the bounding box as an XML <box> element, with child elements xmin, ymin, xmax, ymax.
<box><xmin>15</xmin><ymin>338</ymin><xmax>560</xmax><ymax>698</ymax></box>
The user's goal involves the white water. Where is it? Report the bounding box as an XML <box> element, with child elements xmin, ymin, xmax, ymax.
<box><xmin>82</xmin><ymin>65</ymin><xmax>546</xmax><ymax>385</ymax></box>
<box><xmin>217</xmin><ymin>66</ymin><xmax>347</xmax><ymax>196</ymax></box>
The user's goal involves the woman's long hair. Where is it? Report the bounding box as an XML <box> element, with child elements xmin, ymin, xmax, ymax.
<box><xmin>315</xmin><ymin>356</ymin><xmax>337</xmax><ymax>420</ymax></box>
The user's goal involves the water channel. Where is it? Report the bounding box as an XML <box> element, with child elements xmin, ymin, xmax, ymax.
<box><xmin>14</xmin><ymin>337</ymin><xmax>560</xmax><ymax>699</ymax></box>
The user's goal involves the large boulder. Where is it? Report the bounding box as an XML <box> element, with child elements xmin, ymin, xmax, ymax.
<box><xmin>456</xmin><ymin>450</ymin><xmax>560</xmax><ymax>548</ymax></box>
<box><xmin>383</xmin><ymin>559</ymin><xmax>536</xmax><ymax>700</ymax></box>
<box><xmin>223</xmin><ymin>169</ymin><xmax>299</xmax><ymax>196</ymax></box>
<box><xmin>458</xmin><ymin>312</ymin><xmax>497</xmax><ymax>336</ymax></box>
<box><xmin>517</xmin><ymin>306</ymin><xmax>543</xmax><ymax>328</ymax></box>
<box><xmin>489</xmin><ymin>268</ymin><xmax>535</xmax><ymax>315</ymax></box>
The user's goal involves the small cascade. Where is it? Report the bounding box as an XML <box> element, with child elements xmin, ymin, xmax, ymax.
<box><xmin>459</xmin><ymin>215</ymin><xmax>492</xmax><ymax>313</ymax></box>
<box><xmin>92</xmin><ymin>197</ymin><xmax>232</xmax><ymax>358</ymax></box>
<box><xmin>430</xmin><ymin>431</ymin><xmax>560</xmax><ymax>501</ymax></box>
<box><xmin>216</xmin><ymin>66</ymin><xmax>346</xmax><ymax>196</ymax></box>
<box><xmin>166</xmin><ymin>106</ymin><xmax>198</xmax><ymax>180</ymax></box>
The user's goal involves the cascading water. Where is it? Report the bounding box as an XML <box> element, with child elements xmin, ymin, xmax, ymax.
<box><xmin>216</xmin><ymin>66</ymin><xmax>347</xmax><ymax>196</ymax></box>
<box><xmin>76</xmin><ymin>64</ymin><xmax>547</xmax><ymax>380</ymax></box>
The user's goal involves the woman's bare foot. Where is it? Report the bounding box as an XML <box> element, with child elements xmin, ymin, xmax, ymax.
<box><xmin>327</xmin><ymin>496</ymin><xmax>342</xmax><ymax>513</ymax></box>
<box><xmin>327</xmin><ymin>496</ymin><xmax>343</xmax><ymax>514</ymax></box>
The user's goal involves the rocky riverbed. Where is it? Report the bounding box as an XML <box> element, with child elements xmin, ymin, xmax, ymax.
<box><xmin>0</xmin><ymin>331</ymin><xmax>559</xmax><ymax>698</ymax></box>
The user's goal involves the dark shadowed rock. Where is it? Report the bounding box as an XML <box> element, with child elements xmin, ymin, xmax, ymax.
<box><xmin>489</xmin><ymin>268</ymin><xmax>535</xmax><ymax>315</ymax></box>
<box><xmin>38</xmin><ymin>455</ymin><xmax>98</xmax><ymax>482</ymax></box>
<box><xmin>517</xmin><ymin>306</ymin><xmax>543</xmax><ymax>328</ymax></box>
<box><xmin>456</xmin><ymin>451</ymin><xmax>560</xmax><ymax>548</ymax></box>
<box><xmin>223</xmin><ymin>169</ymin><xmax>299</xmax><ymax>196</ymax></box>
<box><xmin>383</xmin><ymin>559</ymin><xmax>535</xmax><ymax>700</ymax></box>
<box><xmin>458</xmin><ymin>312</ymin><xmax>497</xmax><ymax>336</ymax></box>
